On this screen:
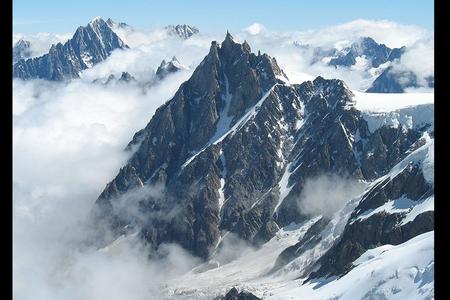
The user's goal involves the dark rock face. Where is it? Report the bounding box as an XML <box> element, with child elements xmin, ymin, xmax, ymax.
<box><xmin>214</xmin><ymin>287</ymin><xmax>262</xmax><ymax>300</ymax></box>
<box><xmin>273</xmin><ymin>77</ymin><xmax>424</xmax><ymax>227</ymax></box>
<box><xmin>166</xmin><ymin>24</ymin><xmax>199</xmax><ymax>39</ymax></box>
<box><xmin>95</xmin><ymin>33</ymin><xmax>290</xmax><ymax>258</ymax></box>
<box><xmin>13</xmin><ymin>39</ymin><xmax>32</xmax><ymax>64</ymax></box>
<box><xmin>310</xmin><ymin>162</ymin><xmax>434</xmax><ymax>278</ymax></box>
<box><xmin>92</xmin><ymin>33</ymin><xmax>433</xmax><ymax>265</ymax></box>
<box><xmin>366</xmin><ymin>66</ymin><xmax>434</xmax><ymax>93</ymax></box>
<box><xmin>13</xmin><ymin>17</ymin><xmax>128</xmax><ymax>81</ymax></box>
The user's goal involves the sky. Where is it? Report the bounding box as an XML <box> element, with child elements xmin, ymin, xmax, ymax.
<box><xmin>13</xmin><ymin>0</ymin><xmax>434</xmax><ymax>35</ymax></box>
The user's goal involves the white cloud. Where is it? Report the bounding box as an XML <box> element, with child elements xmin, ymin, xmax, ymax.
<box><xmin>13</xmin><ymin>66</ymin><xmax>196</xmax><ymax>299</ymax></box>
<box><xmin>392</xmin><ymin>37</ymin><xmax>434</xmax><ymax>84</ymax></box>
<box><xmin>243</xmin><ymin>23</ymin><xmax>266</xmax><ymax>35</ymax></box>
<box><xmin>297</xmin><ymin>174</ymin><xmax>367</xmax><ymax>218</ymax></box>
<box><xmin>294</xmin><ymin>19</ymin><xmax>430</xmax><ymax>49</ymax></box>
<box><xmin>13</xmin><ymin>32</ymin><xmax>72</xmax><ymax>58</ymax></box>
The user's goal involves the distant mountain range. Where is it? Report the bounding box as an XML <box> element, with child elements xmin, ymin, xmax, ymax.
<box><xmin>165</xmin><ymin>24</ymin><xmax>200</xmax><ymax>39</ymax></box>
<box><xmin>13</xmin><ymin>19</ymin><xmax>432</xmax><ymax>94</ymax></box>
<box><xmin>12</xmin><ymin>17</ymin><xmax>200</xmax><ymax>81</ymax></box>
<box><xmin>303</xmin><ymin>37</ymin><xmax>433</xmax><ymax>92</ymax></box>
<box><xmin>13</xmin><ymin>17</ymin><xmax>128</xmax><ymax>80</ymax></box>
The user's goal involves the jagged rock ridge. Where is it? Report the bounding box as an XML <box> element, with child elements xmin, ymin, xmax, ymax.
<box><xmin>13</xmin><ymin>17</ymin><xmax>128</xmax><ymax>81</ymax></box>
<box><xmin>166</xmin><ymin>24</ymin><xmax>199</xmax><ymax>39</ymax></box>
<box><xmin>92</xmin><ymin>32</ymin><xmax>434</xmax><ymax>281</ymax></box>
<box><xmin>328</xmin><ymin>37</ymin><xmax>394</xmax><ymax>68</ymax></box>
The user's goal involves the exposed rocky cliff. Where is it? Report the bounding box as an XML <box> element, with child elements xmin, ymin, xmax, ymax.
<box><xmin>92</xmin><ymin>33</ymin><xmax>434</xmax><ymax>279</ymax></box>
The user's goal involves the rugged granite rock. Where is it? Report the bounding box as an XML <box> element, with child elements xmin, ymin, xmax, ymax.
<box><xmin>13</xmin><ymin>39</ymin><xmax>32</xmax><ymax>64</ymax></box>
<box><xmin>13</xmin><ymin>17</ymin><xmax>128</xmax><ymax>81</ymax></box>
<box><xmin>92</xmin><ymin>33</ymin><xmax>433</xmax><ymax>270</ymax></box>
<box><xmin>166</xmin><ymin>24</ymin><xmax>199</xmax><ymax>39</ymax></box>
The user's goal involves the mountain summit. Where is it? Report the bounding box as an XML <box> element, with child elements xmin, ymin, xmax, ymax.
<box><xmin>166</xmin><ymin>24</ymin><xmax>199</xmax><ymax>39</ymax></box>
<box><xmin>155</xmin><ymin>56</ymin><xmax>186</xmax><ymax>79</ymax></box>
<box><xmin>13</xmin><ymin>17</ymin><xmax>128</xmax><ymax>81</ymax></box>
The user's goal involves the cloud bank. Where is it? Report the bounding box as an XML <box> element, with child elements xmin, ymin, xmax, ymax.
<box><xmin>13</xmin><ymin>61</ymin><xmax>195</xmax><ymax>299</ymax></box>
<box><xmin>13</xmin><ymin>32</ymin><xmax>72</xmax><ymax>58</ymax></box>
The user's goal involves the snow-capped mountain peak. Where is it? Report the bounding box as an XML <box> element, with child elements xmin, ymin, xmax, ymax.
<box><xmin>166</xmin><ymin>24</ymin><xmax>199</xmax><ymax>39</ymax></box>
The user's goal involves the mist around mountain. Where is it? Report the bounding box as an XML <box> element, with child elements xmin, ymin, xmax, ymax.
<box><xmin>13</xmin><ymin>17</ymin><xmax>434</xmax><ymax>300</ymax></box>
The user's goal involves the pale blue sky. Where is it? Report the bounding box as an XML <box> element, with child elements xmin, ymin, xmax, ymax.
<box><xmin>13</xmin><ymin>0</ymin><xmax>434</xmax><ymax>34</ymax></box>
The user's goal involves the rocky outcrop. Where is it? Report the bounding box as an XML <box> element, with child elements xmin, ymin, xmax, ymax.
<box><xmin>13</xmin><ymin>17</ymin><xmax>128</xmax><ymax>81</ymax></box>
<box><xmin>309</xmin><ymin>146</ymin><xmax>434</xmax><ymax>279</ymax></box>
<box><xmin>94</xmin><ymin>32</ymin><xmax>290</xmax><ymax>258</ymax></box>
<box><xmin>155</xmin><ymin>56</ymin><xmax>185</xmax><ymax>79</ymax></box>
<box><xmin>92</xmin><ymin>33</ymin><xmax>433</xmax><ymax>265</ymax></box>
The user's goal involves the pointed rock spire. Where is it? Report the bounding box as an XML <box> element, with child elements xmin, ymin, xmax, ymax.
<box><xmin>226</xmin><ymin>30</ymin><xmax>232</xmax><ymax>39</ymax></box>
<box><xmin>223</xmin><ymin>30</ymin><xmax>235</xmax><ymax>46</ymax></box>
<box><xmin>242</xmin><ymin>40</ymin><xmax>251</xmax><ymax>53</ymax></box>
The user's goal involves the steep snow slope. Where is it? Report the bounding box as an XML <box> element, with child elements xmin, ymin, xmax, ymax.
<box><xmin>267</xmin><ymin>231</ymin><xmax>434</xmax><ymax>300</ymax></box>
